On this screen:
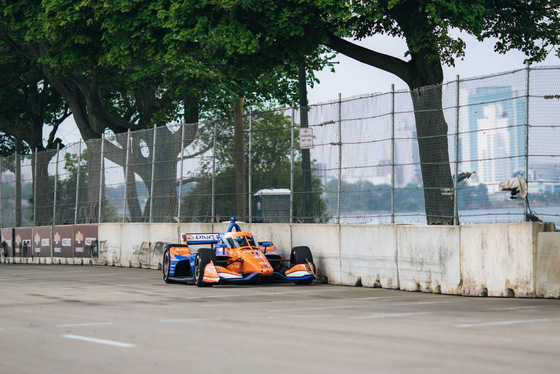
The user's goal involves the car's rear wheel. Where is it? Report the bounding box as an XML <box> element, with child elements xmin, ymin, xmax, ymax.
<box><xmin>162</xmin><ymin>248</ymin><xmax>175</xmax><ymax>284</ymax></box>
<box><xmin>194</xmin><ymin>248</ymin><xmax>217</xmax><ymax>287</ymax></box>
<box><xmin>290</xmin><ymin>246</ymin><xmax>315</xmax><ymax>285</ymax></box>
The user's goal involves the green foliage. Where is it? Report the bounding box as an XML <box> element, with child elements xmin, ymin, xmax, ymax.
<box><xmin>320</xmin><ymin>0</ymin><xmax>559</xmax><ymax>66</ymax></box>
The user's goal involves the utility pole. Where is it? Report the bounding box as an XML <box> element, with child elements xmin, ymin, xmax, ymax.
<box><xmin>234</xmin><ymin>97</ymin><xmax>246</xmax><ymax>221</ymax></box>
<box><xmin>298</xmin><ymin>65</ymin><xmax>312</xmax><ymax>222</ymax></box>
<box><xmin>15</xmin><ymin>138</ymin><xmax>21</xmax><ymax>227</ymax></box>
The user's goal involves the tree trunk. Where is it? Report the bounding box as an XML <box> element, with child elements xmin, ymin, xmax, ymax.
<box><xmin>33</xmin><ymin>149</ymin><xmax>57</xmax><ymax>226</ymax></box>
<box><xmin>407</xmin><ymin>55</ymin><xmax>455</xmax><ymax>224</ymax></box>
<box><xmin>410</xmin><ymin>85</ymin><xmax>454</xmax><ymax>224</ymax></box>
<box><xmin>85</xmin><ymin>140</ymin><xmax>103</xmax><ymax>223</ymax></box>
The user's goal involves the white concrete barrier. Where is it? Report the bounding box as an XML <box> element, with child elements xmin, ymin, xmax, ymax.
<box><xmin>99</xmin><ymin>223</ymin><xmax>122</xmax><ymax>266</ymax></box>
<box><xmin>340</xmin><ymin>225</ymin><xmax>398</xmax><ymax>288</ymax></box>
<box><xmin>292</xmin><ymin>224</ymin><xmax>342</xmax><ymax>284</ymax></box>
<box><xmin>397</xmin><ymin>225</ymin><xmax>460</xmax><ymax>294</ymax></box>
<box><xmin>91</xmin><ymin>221</ymin><xmax>555</xmax><ymax>297</ymax></box>
<box><xmin>536</xmin><ymin>232</ymin><xmax>560</xmax><ymax>298</ymax></box>
<box><xmin>460</xmin><ymin>222</ymin><xmax>542</xmax><ymax>297</ymax></box>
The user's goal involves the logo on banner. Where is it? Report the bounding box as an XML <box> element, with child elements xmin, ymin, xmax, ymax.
<box><xmin>75</xmin><ymin>231</ymin><xmax>84</xmax><ymax>244</ymax></box>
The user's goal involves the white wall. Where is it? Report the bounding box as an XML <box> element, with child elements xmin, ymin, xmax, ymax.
<box><xmin>397</xmin><ymin>225</ymin><xmax>461</xmax><ymax>295</ymax></box>
<box><xmin>536</xmin><ymin>232</ymin><xmax>560</xmax><ymax>298</ymax></box>
<box><xmin>96</xmin><ymin>221</ymin><xmax>557</xmax><ymax>298</ymax></box>
<box><xmin>460</xmin><ymin>223</ymin><xmax>538</xmax><ymax>297</ymax></box>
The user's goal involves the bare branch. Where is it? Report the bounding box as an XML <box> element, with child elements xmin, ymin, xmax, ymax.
<box><xmin>324</xmin><ymin>33</ymin><xmax>412</xmax><ymax>86</ymax></box>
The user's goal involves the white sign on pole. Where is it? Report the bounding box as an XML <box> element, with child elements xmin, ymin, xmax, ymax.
<box><xmin>300</xmin><ymin>128</ymin><xmax>313</xmax><ymax>149</ymax></box>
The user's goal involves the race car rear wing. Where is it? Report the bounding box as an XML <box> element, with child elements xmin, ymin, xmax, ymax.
<box><xmin>181</xmin><ymin>233</ymin><xmax>221</xmax><ymax>245</ymax></box>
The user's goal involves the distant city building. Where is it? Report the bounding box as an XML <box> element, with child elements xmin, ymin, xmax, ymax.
<box><xmin>394</xmin><ymin>119</ymin><xmax>421</xmax><ymax>187</ymax></box>
<box><xmin>462</xmin><ymin>86</ymin><xmax>526</xmax><ymax>193</ymax></box>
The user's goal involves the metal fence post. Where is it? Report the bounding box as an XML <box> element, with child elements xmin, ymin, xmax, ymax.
<box><xmin>15</xmin><ymin>143</ymin><xmax>21</xmax><ymax>227</ymax></box>
<box><xmin>248</xmin><ymin>108</ymin><xmax>253</xmax><ymax>223</ymax></box>
<box><xmin>149</xmin><ymin>126</ymin><xmax>157</xmax><ymax>223</ymax></box>
<box><xmin>337</xmin><ymin>93</ymin><xmax>342</xmax><ymax>224</ymax></box>
<box><xmin>33</xmin><ymin>149</ymin><xmax>37</xmax><ymax>226</ymax></box>
<box><xmin>290</xmin><ymin>106</ymin><xmax>295</xmax><ymax>223</ymax></box>
<box><xmin>0</xmin><ymin>158</ymin><xmax>3</xmax><ymax>228</ymax></box>
<box><xmin>74</xmin><ymin>141</ymin><xmax>82</xmax><ymax>224</ymax></box>
<box><xmin>211</xmin><ymin>119</ymin><xmax>217</xmax><ymax>222</ymax></box>
<box><xmin>177</xmin><ymin>122</ymin><xmax>185</xmax><ymax>222</ymax></box>
<box><xmin>122</xmin><ymin>129</ymin><xmax>131</xmax><ymax>222</ymax></box>
<box><xmin>52</xmin><ymin>143</ymin><xmax>60</xmax><ymax>225</ymax></box>
<box><xmin>391</xmin><ymin>84</ymin><xmax>395</xmax><ymax>224</ymax></box>
<box><xmin>524</xmin><ymin>62</ymin><xmax>531</xmax><ymax>219</ymax></box>
<box><xmin>98</xmin><ymin>135</ymin><xmax>105</xmax><ymax>223</ymax></box>
<box><xmin>454</xmin><ymin>75</ymin><xmax>460</xmax><ymax>225</ymax></box>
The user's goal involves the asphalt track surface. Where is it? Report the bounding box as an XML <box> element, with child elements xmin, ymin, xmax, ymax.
<box><xmin>1</xmin><ymin>265</ymin><xmax>559</xmax><ymax>374</ymax></box>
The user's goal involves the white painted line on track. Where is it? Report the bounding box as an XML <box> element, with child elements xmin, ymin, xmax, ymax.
<box><xmin>483</xmin><ymin>306</ymin><xmax>539</xmax><ymax>312</ymax></box>
<box><xmin>268</xmin><ymin>305</ymin><xmax>359</xmax><ymax>312</ymax></box>
<box><xmin>202</xmin><ymin>297</ymin><xmax>347</xmax><ymax>307</ymax></box>
<box><xmin>456</xmin><ymin>317</ymin><xmax>560</xmax><ymax>328</ymax></box>
<box><xmin>351</xmin><ymin>312</ymin><xmax>436</xmax><ymax>320</ymax></box>
<box><xmin>57</xmin><ymin>322</ymin><xmax>113</xmax><ymax>328</ymax></box>
<box><xmin>390</xmin><ymin>300</ymin><xmax>467</xmax><ymax>306</ymax></box>
<box><xmin>267</xmin><ymin>314</ymin><xmax>334</xmax><ymax>319</ymax></box>
<box><xmin>61</xmin><ymin>283</ymin><xmax>147</xmax><ymax>290</ymax></box>
<box><xmin>203</xmin><ymin>300</ymin><xmax>286</xmax><ymax>307</ymax></box>
<box><xmin>62</xmin><ymin>334</ymin><xmax>136</xmax><ymax>348</ymax></box>
<box><xmin>160</xmin><ymin>317</ymin><xmax>221</xmax><ymax>323</ymax></box>
<box><xmin>100</xmin><ymin>292</ymin><xmax>129</xmax><ymax>296</ymax></box>
<box><xmin>177</xmin><ymin>290</ymin><xmax>331</xmax><ymax>300</ymax></box>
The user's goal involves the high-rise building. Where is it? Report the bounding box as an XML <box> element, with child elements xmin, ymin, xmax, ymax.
<box><xmin>462</xmin><ymin>86</ymin><xmax>526</xmax><ymax>192</ymax></box>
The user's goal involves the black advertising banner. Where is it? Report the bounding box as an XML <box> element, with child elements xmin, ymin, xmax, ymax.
<box><xmin>14</xmin><ymin>228</ymin><xmax>32</xmax><ymax>257</ymax></box>
<box><xmin>53</xmin><ymin>226</ymin><xmax>74</xmax><ymax>258</ymax></box>
<box><xmin>74</xmin><ymin>225</ymin><xmax>98</xmax><ymax>258</ymax></box>
<box><xmin>32</xmin><ymin>226</ymin><xmax>52</xmax><ymax>257</ymax></box>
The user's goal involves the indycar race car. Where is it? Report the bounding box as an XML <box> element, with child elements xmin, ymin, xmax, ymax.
<box><xmin>162</xmin><ymin>218</ymin><xmax>316</xmax><ymax>287</ymax></box>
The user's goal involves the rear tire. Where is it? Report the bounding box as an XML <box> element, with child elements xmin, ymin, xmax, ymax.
<box><xmin>194</xmin><ymin>248</ymin><xmax>217</xmax><ymax>287</ymax></box>
<box><xmin>290</xmin><ymin>246</ymin><xmax>315</xmax><ymax>285</ymax></box>
<box><xmin>162</xmin><ymin>248</ymin><xmax>175</xmax><ymax>284</ymax></box>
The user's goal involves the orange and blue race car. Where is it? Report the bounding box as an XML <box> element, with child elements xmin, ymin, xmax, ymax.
<box><xmin>162</xmin><ymin>218</ymin><xmax>316</xmax><ymax>287</ymax></box>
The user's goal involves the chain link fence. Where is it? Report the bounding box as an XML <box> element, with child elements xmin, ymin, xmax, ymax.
<box><xmin>1</xmin><ymin>66</ymin><xmax>560</xmax><ymax>228</ymax></box>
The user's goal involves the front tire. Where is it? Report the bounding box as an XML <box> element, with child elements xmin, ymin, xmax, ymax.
<box><xmin>194</xmin><ymin>248</ymin><xmax>217</xmax><ymax>287</ymax></box>
<box><xmin>291</xmin><ymin>246</ymin><xmax>315</xmax><ymax>285</ymax></box>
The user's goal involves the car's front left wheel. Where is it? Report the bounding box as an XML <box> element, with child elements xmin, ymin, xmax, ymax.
<box><xmin>194</xmin><ymin>248</ymin><xmax>217</xmax><ymax>287</ymax></box>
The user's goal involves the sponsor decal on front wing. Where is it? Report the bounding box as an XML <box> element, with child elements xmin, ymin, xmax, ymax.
<box><xmin>285</xmin><ymin>263</ymin><xmax>314</xmax><ymax>278</ymax></box>
<box><xmin>203</xmin><ymin>261</ymin><xmax>220</xmax><ymax>283</ymax></box>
